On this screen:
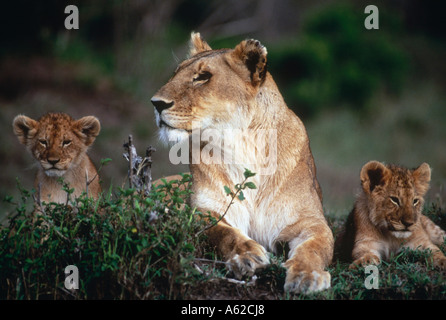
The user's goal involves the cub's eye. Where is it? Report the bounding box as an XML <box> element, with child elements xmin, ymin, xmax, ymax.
<box><xmin>193</xmin><ymin>71</ymin><xmax>212</xmax><ymax>85</ymax></box>
<box><xmin>63</xmin><ymin>140</ymin><xmax>72</xmax><ymax>147</ymax></box>
<box><xmin>39</xmin><ymin>139</ymin><xmax>48</xmax><ymax>147</ymax></box>
<box><xmin>413</xmin><ymin>198</ymin><xmax>420</xmax><ymax>206</ymax></box>
<box><xmin>390</xmin><ymin>196</ymin><xmax>400</xmax><ymax>206</ymax></box>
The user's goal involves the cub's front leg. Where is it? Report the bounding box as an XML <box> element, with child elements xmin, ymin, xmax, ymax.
<box><xmin>405</xmin><ymin>230</ymin><xmax>446</xmax><ymax>270</ymax></box>
<box><xmin>350</xmin><ymin>239</ymin><xmax>382</xmax><ymax>269</ymax></box>
<box><xmin>203</xmin><ymin>210</ymin><xmax>270</xmax><ymax>278</ymax></box>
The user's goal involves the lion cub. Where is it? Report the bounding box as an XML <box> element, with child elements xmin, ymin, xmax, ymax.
<box><xmin>13</xmin><ymin>112</ymin><xmax>102</xmax><ymax>203</ymax></box>
<box><xmin>336</xmin><ymin>161</ymin><xmax>446</xmax><ymax>269</ymax></box>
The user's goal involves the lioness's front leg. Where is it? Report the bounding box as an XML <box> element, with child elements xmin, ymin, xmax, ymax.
<box><xmin>203</xmin><ymin>210</ymin><xmax>270</xmax><ymax>278</ymax></box>
<box><xmin>281</xmin><ymin>217</ymin><xmax>333</xmax><ymax>294</ymax></box>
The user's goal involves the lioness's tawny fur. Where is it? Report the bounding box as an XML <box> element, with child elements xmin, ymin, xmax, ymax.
<box><xmin>151</xmin><ymin>32</ymin><xmax>333</xmax><ymax>293</ymax></box>
<box><xmin>13</xmin><ymin>112</ymin><xmax>102</xmax><ymax>204</ymax></box>
<box><xmin>335</xmin><ymin>161</ymin><xmax>446</xmax><ymax>269</ymax></box>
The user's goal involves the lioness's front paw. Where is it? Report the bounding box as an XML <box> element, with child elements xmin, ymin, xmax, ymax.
<box><xmin>284</xmin><ymin>270</ymin><xmax>331</xmax><ymax>294</ymax></box>
<box><xmin>227</xmin><ymin>245</ymin><xmax>269</xmax><ymax>279</ymax></box>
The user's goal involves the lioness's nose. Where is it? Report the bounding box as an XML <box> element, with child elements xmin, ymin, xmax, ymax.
<box><xmin>151</xmin><ymin>97</ymin><xmax>174</xmax><ymax>114</ymax></box>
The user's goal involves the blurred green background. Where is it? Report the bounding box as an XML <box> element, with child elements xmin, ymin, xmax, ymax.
<box><xmin>1</xmin><ymin>0</ymin><xmax>445</xmax><ymax>218</ymax></box>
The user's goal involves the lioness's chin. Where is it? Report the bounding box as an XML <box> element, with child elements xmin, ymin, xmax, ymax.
<box><xmin>391</xmin><ymin>231</ymin><xmax>412</xmax><ymax>239</ymax></box>
<box><xmin>44</xmin><ymin>169</ymin><xmax>67</xmax><ymax>177</ymax></box>
<box><xmin>158</xmin><ymin>126</ymin><xmax>190</xmax><ymax>145</ymax></box>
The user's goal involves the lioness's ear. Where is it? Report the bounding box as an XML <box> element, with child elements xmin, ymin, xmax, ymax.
<box><xmin>413</xmin><ymin>162</ymin><xmax>431</xmax><ymax>195</ymax></box>
<box><xmin>75</xmin><ymin>116</ymin><xmax>101</xmax><ymax>146</ymax></box>
<box><xmin>232</xmin><ymin>39</ymin><xmax>268</xmax><ymax>86</ymax></box>
<box><xmin>13</xmin><ymin>115</ymin><xmax>38</xmax><ymax>145</ymax></box>
<box><xmin>360</xmin><ymin>161</ymin><xmax>390</xmax><ymax>193</ymax></box>
<box><xmin>189</xmin><ymin>32</ymin><xmax>212</xmax><ymax>57</ymax></box>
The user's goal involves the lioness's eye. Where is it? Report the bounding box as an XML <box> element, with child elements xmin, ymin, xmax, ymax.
<box><xmin>413</xmin><ymin>198</ymin><xmax>420</xmax><ymax>206</ymax></box>
<box><xmin>39</xmin><ymin>139</ymin><xmax>47</xmax><ymax>147</ymax></box>
<box><xmin>193</xmin><ymin>71</ymin><xmax>212</xmax><ymax>84</ymax></box>
<box><xmin>390</xmin><ymin>196</ymin><xmax>400</xmax><ymax>206</ymax></box>
<box><xmin>63</xmin><ymin>140</ymin><xmax>72</xmax><ymax>147</ymax></box>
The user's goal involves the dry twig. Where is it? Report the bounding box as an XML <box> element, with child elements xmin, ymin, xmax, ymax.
<box><xmin>123</xmin><ymin>134</ymin><xmax>156</xmax><ymax>196</ymax></box>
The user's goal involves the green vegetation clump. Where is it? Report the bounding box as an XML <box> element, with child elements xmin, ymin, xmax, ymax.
<box><xmin>0</xmin><ymin>174</ymin><xmax>216</xmax><ymax>299</ymax></box>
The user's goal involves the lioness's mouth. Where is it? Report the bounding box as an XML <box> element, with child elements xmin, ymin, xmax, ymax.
<box><xmin>159</xmin><ymin>119</ymin><xmax>192</xmax><ymax>133</ymax></box>
<box><xmin>159</xmin><ymin>119</ymin><xmax>175</xmax><ymax>129</ymax></box>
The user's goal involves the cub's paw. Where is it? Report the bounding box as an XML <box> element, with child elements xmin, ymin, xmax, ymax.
<box><xmin>227</xmin><ymin>243</ymin><xmax>269</xmax><ymax>279</ymax></box>
<box><xmin>433</xmin><ymin>255</ymin><xmax>446</xmax><ymax>270</ymax></box>
<box><xmin>349</xmin><ymin>253</ymin><xmax>381</xmax><ymax>270</ymax></box>
<box><xmin>284</xmin><ymin>269</ymin><xmax>331</xmax><ymax>294</ymax></box>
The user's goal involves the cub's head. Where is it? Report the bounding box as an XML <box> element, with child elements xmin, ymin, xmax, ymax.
<box><xmin>151</xmin><ymin>32</ymin><xmax>268</xmax><ymax>144</ymax></box>
<box><xmin>13</xmin><ymin>113</ymin><xmax>100</xmax><ymax>177</ymax></box>
<box><xmin>360</xmin><ymin>161</ymin><xmax>431</xmax><ymax>238</ymax></box>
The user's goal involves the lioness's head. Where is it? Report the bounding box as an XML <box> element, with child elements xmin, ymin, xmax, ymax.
<box><xmin>151</xmin><ymin>32</ymin><xmax>268</xmax><ymax>144</ymax></box>
<box><xmin>13</xmin><ymin>113</ymin><xmax>101</xmax><ymax>177</ymax></box>
<box><xmin>360</xmin><ymin>161</ymin><xmax>431</xmax><ymax>238</ymax></box>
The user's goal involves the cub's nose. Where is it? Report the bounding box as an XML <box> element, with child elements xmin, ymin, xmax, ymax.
<box><xmin>402</xmin><ymin>219</ymin><xmax>414</xmax><ymax>228</ymax></box>
<box><xmin>151</xmin><ymin>97</ymin><xmax>174</xmax><ymax>114</ymax></box>
<box><xmin>48</xmin><ymin>158</ymin><xmax>60</xmax><ymax>166</ymax></box>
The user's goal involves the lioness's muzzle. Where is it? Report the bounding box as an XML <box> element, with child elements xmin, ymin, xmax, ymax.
<box><xmin>151</xmin><ymin>97</ymin><xmax>174</xmax><ymax>114</ymax></box>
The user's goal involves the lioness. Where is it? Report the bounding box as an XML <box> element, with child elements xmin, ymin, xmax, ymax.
<box><xmin>151</xmin><ymin>33</ymin><xmax>333</xmax><ymax>293</ymax></box>
<box><xmin>335</xmin><ymin>161</ymin><xmax>446</xmax><ymax>269</ymax></box>
<box><xmin>13</xmin><ymin>112</ymin><xmax>102</xmax><ymax>204</ymax></box>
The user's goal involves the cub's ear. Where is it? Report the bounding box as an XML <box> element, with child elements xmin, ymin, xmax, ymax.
<box><xmin>360</xmin><ymin>161</ymin><xmax>390</xmax><ymax>193</ymax></box>
<box><xmin>12</xmin><ymin>115</ymin><xmax>38</xmax><ymax>145</ymax></box>
<box><xmin>231</xmin><ymin>39</ymin><xmax>268</xmax><ymax>87</ymax></box>
<box><xmin>75</xmin><ymin>116</ymin><xmax>101</xmax><ymax>146</ymax></box>
<box><xmin>413</xmin><ymin>162</ymin><xmax>431</xmax><ymax>195</ymax></box>
<box><xmin>188</xmin><ymin>32</ymin><xmax>212</xmax><ymax>57</ymax></box>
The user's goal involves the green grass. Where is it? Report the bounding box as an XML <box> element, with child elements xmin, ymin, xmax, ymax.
<box><xmin>0</xmin><ymin>174</ymin><xmax>216</xmax><ymax>299</ymax></box>
<box><xmin>1</xmin><ymin>175</ymin><xmax>446</xmax><ymax>300</ymax></box>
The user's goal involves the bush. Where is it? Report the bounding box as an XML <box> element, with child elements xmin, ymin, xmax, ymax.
<box><xmin>0</xmin><ymin>174</ymin><xmax>214</xmax><ymax>299</ymax></box>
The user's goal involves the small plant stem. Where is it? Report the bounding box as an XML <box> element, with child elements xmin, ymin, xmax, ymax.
<box><xmin>195</xmin><ymin>177</ymin><xmax>249</xmax><ymax>237</ymax></box>
<box><xmin>85</xmin><ymin>169</ymin><xmax>89</xmax><ymax>196</ymax></box>
<box><xmin>128</xmin><ymin>135</ymin><xmax>133</xmax><ymax>189</ymax></box>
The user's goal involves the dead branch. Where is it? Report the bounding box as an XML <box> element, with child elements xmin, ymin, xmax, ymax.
<box><xmin>123</xmin><ymin>134</ymin><xmax>156</xmax><ymax>196</ymax></box>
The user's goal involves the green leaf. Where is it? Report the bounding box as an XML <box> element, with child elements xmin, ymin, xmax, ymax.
<box><xmin>238</xmin><ymin>191</ymin><xmax>245</xmax><ymax>201</ymax></box>
<box><xmin>3</xmin><ymin>195</ymin><xmax>14</xmax><ymax>203</ymax></box>
<box><xmin>244</xmin><ymin>182</ymin><xmax>257</xmax><ymax>189</ymax></box>
<box><xmin>224</xmin><ymin>186</ymin><xmax>232</xmax><ymax>195</ymax></box>
<box><xmin>172</xmin><ymin>196</ymin><xmax>184</xmax><ymax>204</ymax></box>
<box><xmin>100</xmin><ymin>158</ymin><xmax>113</xmax><ymax>165</ymax></box>
<box><xmin>243</xmin><ymin>169</ymin><xmax>256</xmax><ymax>179</ymax></box>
